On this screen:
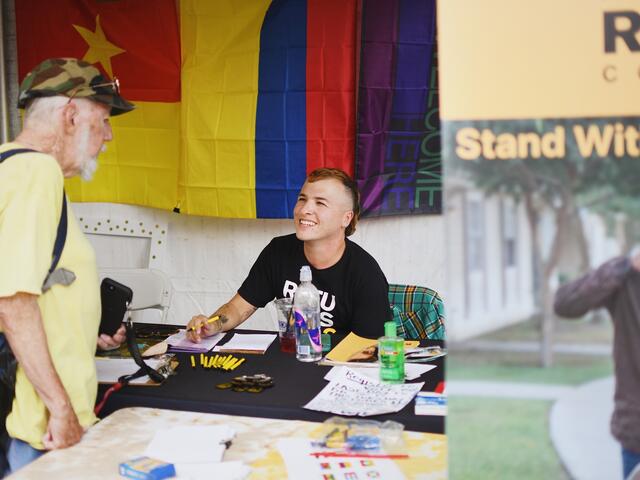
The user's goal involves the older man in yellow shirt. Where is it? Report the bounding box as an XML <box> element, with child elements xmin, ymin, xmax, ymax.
<box><xmin>0</xmin><ymin>58</ymin><xmax>134</xmax><ymax>475</ymax></box>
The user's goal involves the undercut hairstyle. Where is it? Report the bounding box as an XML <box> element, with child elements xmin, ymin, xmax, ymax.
<box><xmin>307</xmin><ymin>168</ymin><xmax>360</xmax><ymax>237</ymax></box>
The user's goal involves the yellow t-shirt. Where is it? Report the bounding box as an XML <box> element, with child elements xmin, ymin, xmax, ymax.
<box><xmin>0</xmin><ymin>143</ymin><xmax>101</xmax><ymax>449</ymax></box>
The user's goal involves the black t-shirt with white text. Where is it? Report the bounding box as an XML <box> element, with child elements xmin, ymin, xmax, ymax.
<box><xmin>238</xmin><ymin>234</ymin><xmax>390</xmax><ymax>338</ymax></box>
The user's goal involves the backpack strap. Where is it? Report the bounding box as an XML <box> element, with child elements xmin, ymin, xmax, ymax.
<box><xmin>0</xmin><ymin>148</ymin><xmax>70</xmax><ymax>291</ymax></box>
<box><xmin>0</xmin><ymin>148</ymin><xmax>36</xmax><ymax>162</ymax></box>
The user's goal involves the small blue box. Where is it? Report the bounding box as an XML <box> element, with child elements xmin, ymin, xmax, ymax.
<box><xmin>119</xmin><ymin>456</ymin><xmax>176</xmax><ymax>480</ymax></box>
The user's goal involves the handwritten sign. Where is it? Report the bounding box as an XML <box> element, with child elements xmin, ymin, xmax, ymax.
<box><xmin>304</xmin><ymin>367</ymin><xmax>424</xmax><ymax>417</ymax></box>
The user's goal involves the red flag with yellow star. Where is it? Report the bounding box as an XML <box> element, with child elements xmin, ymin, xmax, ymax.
<box><xmin>15</xmin><ymin>0</ymin><xmax>181</xmax><ymax>209</ymax></box>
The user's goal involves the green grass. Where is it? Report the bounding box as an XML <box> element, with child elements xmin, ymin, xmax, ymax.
<box><xmin>448</xmin><ymin>397</ymin><xmax>570</xmax><ymax>480</ymax></box>
<box><xmin>473</xmin><ymin>315</ymin><xmax>613</xmax><ymax>344</ymax></box>
<box><xmin>447</xmin><ymin>351</ymin><xmax>614</xmax><ymax>385</ymax></box>
<box><xmin>445</xmin><ymin>316</ymin><xmax>614</xmax><ymax>478</ymax></box>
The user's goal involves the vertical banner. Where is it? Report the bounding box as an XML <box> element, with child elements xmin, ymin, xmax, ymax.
<box><xmin>356</xmin><ymin>0</ymin><xmax>441</xmax><ymax>217</ymax></box>
<box><xmin>438</xmin><ymin>0</ymin><xmax>640</xmax><ymax>372</ymax></box>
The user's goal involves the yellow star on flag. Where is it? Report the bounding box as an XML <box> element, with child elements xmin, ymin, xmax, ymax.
<box><xmin>73</xmin><ymin>15</ymin><xmax>125</xmax><ymax>78</ymax></box>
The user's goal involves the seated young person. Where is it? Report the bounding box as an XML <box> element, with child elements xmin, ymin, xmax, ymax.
<box><xmin>187</xmin><ymin>168</ymin><xmax>391</xmax><ymax>342</ymax></box>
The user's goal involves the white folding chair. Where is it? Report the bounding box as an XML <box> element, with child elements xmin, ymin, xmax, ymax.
<box><xmin>98</xmin><ymin>268</ymin><xmax>172</xmax><ymax>324</ymax></box>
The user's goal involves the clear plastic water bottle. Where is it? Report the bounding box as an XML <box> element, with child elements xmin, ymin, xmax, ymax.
<box><xmin>293</xmin><ymin>266</ymin><xmax>322</xmax><ymax>362</ymax></box>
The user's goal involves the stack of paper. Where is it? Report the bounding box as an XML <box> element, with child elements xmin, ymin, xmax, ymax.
<box><xmin>144</xmin><ymin>426</ymin><xmax>250</xmax><ymax>480</ymax></box>
<box><xmin>145</xmin><ymin>425</ymin><xmax>234</xmax><ymax>463</ymax></box>
<box><xmin>214</xmin><ymin>333</ymin><xmax>276</xmax><ymax>354</ymax></box>
<box><xmin>95</xmin><ymin>358</ymin><xmax>164</xmax><ymax>385</ymax></box>
<box><xmin>165</xmin><ymin>330</ymin><xmax>225</xmax><ymax>353</ymax></box>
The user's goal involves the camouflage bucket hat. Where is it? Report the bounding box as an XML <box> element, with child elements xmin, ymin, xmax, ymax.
<box><xmin>17</xmin><ymin>58</ymin><xmax>135</xmax><ymax>116</ymax></box>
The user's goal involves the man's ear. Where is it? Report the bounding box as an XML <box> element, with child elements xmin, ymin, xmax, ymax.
<box><xmin>61</xmin><ymin>102</ymin><xmax>77</xmax><ymax>135</ymax></box>
<box><xmin>342</xmin><ymin>210</ymin><xmax>354</xmax><ymax>228</ymax></box>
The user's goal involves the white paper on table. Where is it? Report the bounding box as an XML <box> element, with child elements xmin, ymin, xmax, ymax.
<box><xmin>324</xmin><ymin>363</ymin><xmax>436</xmax><ymax>383</ymax></box>
<box><xmin>166</xmin><ymin>330</ymin><xmax>225</xmax><ymax>352</ymax></box>
<box><xmin>305</xmin><ymin>367</ymin><xmax>424</xmax><ymax>417</ymax></box>
<box><xmin>95</xmin><ymin>358</ymin><xmax>163</xmax><ymax>385</ymax></box>
<box><xmin>276</xmin><ymin>438</ymin><xmax>405</xmax><ymax>480</ymax></box>
<box><xmin>404</xmin><ymin>363</ymin><xmax>437</xmax><ymax>380</ymax></box>
<box><xmin>214</xmin><ymin>333</ymin><xmax>276</xmax><ymax>353</ymax></box>
<box><xmin>175</xmin><ymin>460</ymin><xmax>250</xmax><ymax>480</ymax></box>
<box><xmin>144</xmin><ymin>425</ymin><xmax>235</xmax><ymax>464</ymax></box>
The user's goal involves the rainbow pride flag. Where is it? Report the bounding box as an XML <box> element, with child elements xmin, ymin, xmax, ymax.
<box><xmin>15</xmin><ymin>0</ymin><xmax>439</xmax><ymax>219</ymax></box>
<box><xmin>357</xmin><ymin>0</ymin><xmax>440</xmax><ymax>217</ymax></box>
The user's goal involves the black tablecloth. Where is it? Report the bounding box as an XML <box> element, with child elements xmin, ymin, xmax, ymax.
<box><xmin>97</xmin><ymin>329</ymin><xmax>445</xmax><ymax>434</ymax></box>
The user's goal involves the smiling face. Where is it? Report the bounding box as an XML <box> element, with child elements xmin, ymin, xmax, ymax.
<box><xmin>293</xmin><ymin>178</ymin><xmax>354</xmax><ymax>244</ymax></box>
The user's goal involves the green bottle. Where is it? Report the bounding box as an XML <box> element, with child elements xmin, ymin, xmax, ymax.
<box><xmin>378</xmin><ymin>321</ymin><xmax>405</xmax><ymax>384</ymax></box>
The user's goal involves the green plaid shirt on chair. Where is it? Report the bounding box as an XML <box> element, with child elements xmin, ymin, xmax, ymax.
<box><xmin>388</xmin><ymin>284</ymin><xmax>446</xmax><ymax>340</ymax></box>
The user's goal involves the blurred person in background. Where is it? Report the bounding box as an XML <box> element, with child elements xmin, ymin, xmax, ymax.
<box><xmin>554</xmin><ymin>250</ymin><xmax>640</xmax><ymax>479</ymax></box>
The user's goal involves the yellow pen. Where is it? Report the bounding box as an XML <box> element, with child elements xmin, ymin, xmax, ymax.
<box><xmin>231</xmin><ymin>358</ymin><xmax>245</xmax><ymax>370</ymax></box>
<box><xmin>188</xmin><ymin>315</ymin><xmax>221</xmax><ymax>332</ymax></box>
<box><xmin>217</xmin><ymin>355</ymin><xmax>228</xmax><ymax>368</ymax></box>
<box><xmin>190</xmin><ymin>355</ymin><xmax>195</xmax><ymax>368</ymax></box>
<box><xmin>222</xmin><ymin>356</ymin><xmax>236</xmax><ymax>370</ymax></box>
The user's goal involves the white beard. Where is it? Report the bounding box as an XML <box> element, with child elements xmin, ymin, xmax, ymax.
<box><xmin>76</xmin><ymin>125</ymin><xmax>105</xmax><ymax>181</ymax></box>
<box><xmin>80</xmin><ymin>156</ymin><xmax>98</xmax><ymax>181</ymax></box>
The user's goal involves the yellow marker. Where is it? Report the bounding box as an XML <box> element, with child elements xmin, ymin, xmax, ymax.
<box><xmin>200</xmin><ymin>353</ymin><xmax>205</xmax><ymax>366</ymax></box>
<box><xmin>231</xmin><ymin>358</ymin><xmax>245</xmax><ymax>370</ymax></box>
<box><xmin>208</xmin><ymin>356</ymin><xmax>216</xmax><ymax>369</ymax></box>
<box><xmin>217</xmin><ymin>355</ymin><xmax>228</xmax><ymax>368</ymax></box>
<box><xmin>229</xmin><ymin>357</ymin><xmax>242</xmax><ymax>370</ymax></box>
<box><xmin>188</xmin><ymin>315</ymin><xmax>221</xmax><ymax>332</ymax></box>
<box><xmin>190</xmin><ymin>355</ymin><xmax>195</xmax><ymax>368</ymax></box>
<box><xmin>222</xmin><ymin>356</ymin><xmax>236</xmax><ymax>370</ymax></box>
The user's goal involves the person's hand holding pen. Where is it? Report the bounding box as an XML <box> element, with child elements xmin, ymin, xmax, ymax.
<box><xmin>186</xmin><ymin>314</ymin><xmax>222</xmax><ymax>343</ymax></box>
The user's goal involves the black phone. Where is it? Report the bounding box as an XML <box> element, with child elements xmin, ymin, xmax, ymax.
<box><xmin>99</xmin><ymin>278</ymin><xmax>133</xmax><ymax>336</ymax></box>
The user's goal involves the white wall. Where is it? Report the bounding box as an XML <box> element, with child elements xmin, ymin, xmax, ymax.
<box><xmin>74</xmin><ymin>202</ymin><xmax>445</xmax><ymax>331</ymax></box>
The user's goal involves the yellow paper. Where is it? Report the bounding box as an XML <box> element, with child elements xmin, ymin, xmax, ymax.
<box><xmin>325</xmin><ymin>332</ymin><xmax>419</xmax><ymax>363</ymax></box>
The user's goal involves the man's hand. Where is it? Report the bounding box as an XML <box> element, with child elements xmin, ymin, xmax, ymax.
<box><xmin>186</xmin><ymin>315</ymin><xmax>221</xmax><ymax>343</ymax></box>
<box><xmin>0</xmin><ymin>293</ymin><xmax>85</xmax><ymax>451</ymax></box>
<box><xmin>96</xmin><ymin>324</ymin><xmax>126</xmax><ymax>351</ymax></box>
<box><xmin>41</xmin><ymin>405</ymin><xmax>83</xmax><ymax>450</ymax></box>
<box><xmin>185</xmin><ymin>295</ymin><xmax>257</xmax><ymax>343</ymax></box>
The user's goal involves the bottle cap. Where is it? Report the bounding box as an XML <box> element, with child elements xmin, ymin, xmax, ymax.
<box><xmin>300</xmin><ymin>265</ymin><xmax>312</xmax><ymax>282</ymax></box>
<box><xmin>384</xmin><ymin>321</ymin><xmax>396</xmax><ymax>337</ymax></box>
